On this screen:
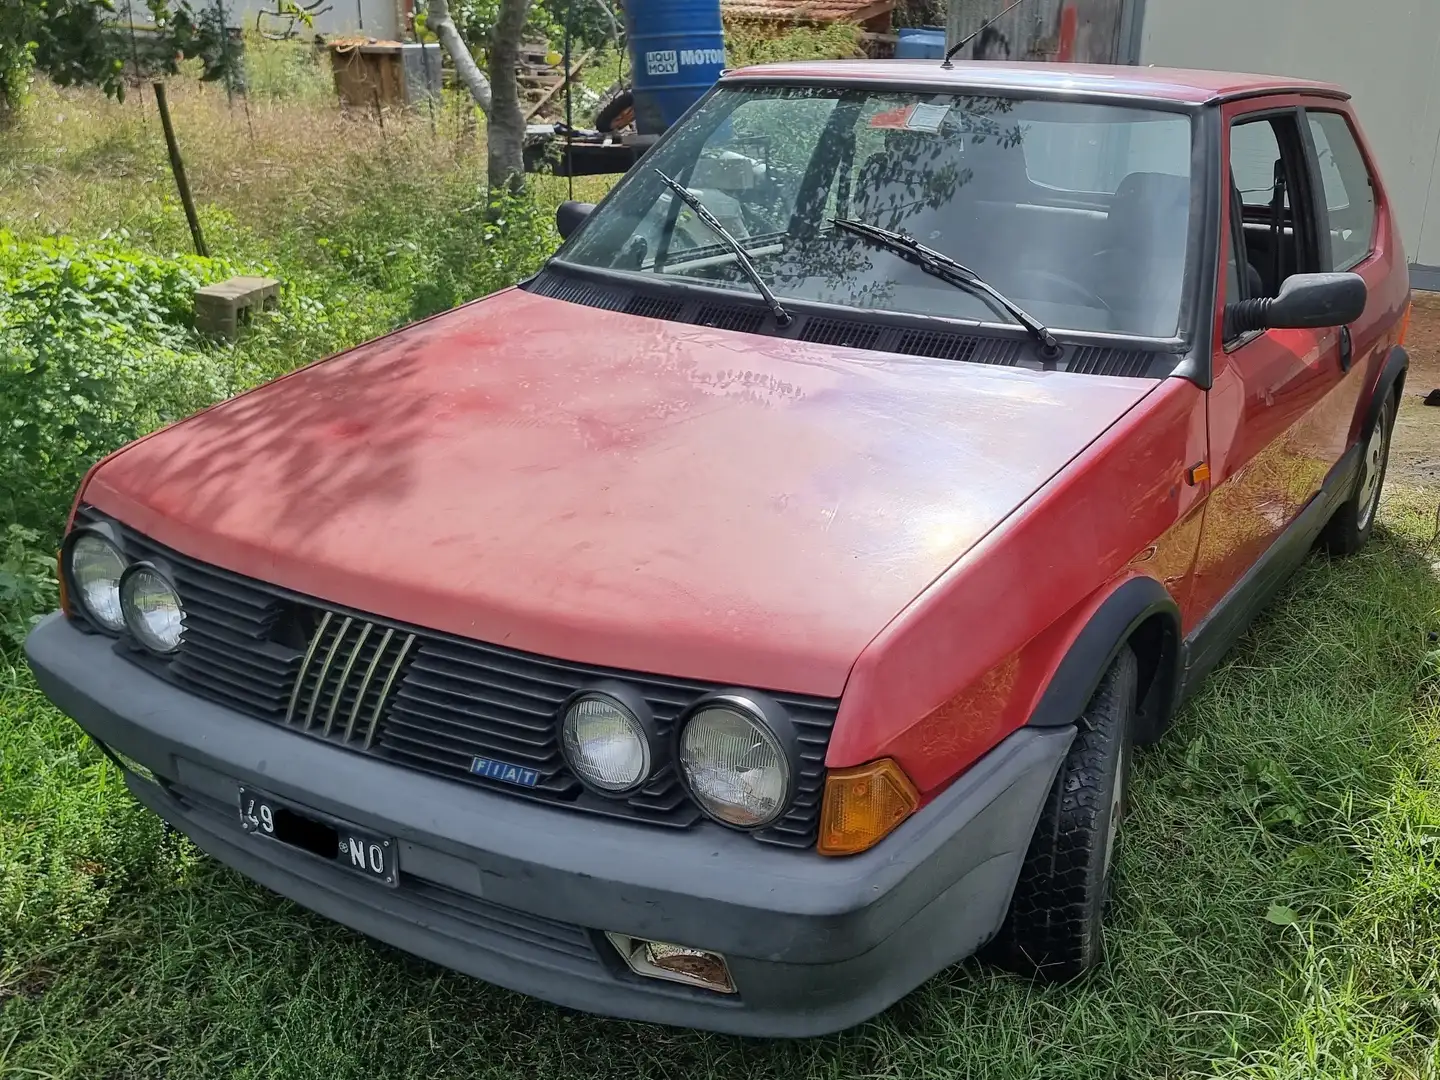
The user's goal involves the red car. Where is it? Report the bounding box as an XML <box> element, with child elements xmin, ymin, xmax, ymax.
<box><xmin>27</xmin><ymin>61</ymin><xmax>1410</xmax><ymax>1036</ymax></box>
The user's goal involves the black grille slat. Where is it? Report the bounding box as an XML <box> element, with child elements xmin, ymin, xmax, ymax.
<box><xmin>694</xmin><ymin>303</ymin><xmax>766</xmax><ymax>334</ymax></box>
<box><xmin>95</xmin><ymin>512</ymin><xmax>836</xmax><ymax>846</ymax></box>
<box><xmin>624</xmin><ymin>295</ymin><xmax>685</xmax><ymax>321</ymax></box>
<box><xmin>1067</xmin><ymin>346</ymin><xmax>1153</xmax><ymax>378</ymax></box>
<box><xmin>800</xmin><ymin>317</ymin><xmax>882</xmax><ymax>350</ymax></box>
<box><xmin>525</xmin><ymin>271</ymin><xmax>630</xmax><ymax>311</ymax></box>
<box><xmin>381</xmin><ymin>723</ymin><xmax>565</xmax><ymax>769</ymax></box>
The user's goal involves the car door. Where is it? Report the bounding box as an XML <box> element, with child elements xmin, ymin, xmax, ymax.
<box><xmin>1189</xmin><ymin>98</ymin><xmax>1348</xmax><ymax>628</ymax></box>
<box><xmin>1299</xmin><ymin>105</ymin><xmax>1393</xmax><ymax>455</ymax></box>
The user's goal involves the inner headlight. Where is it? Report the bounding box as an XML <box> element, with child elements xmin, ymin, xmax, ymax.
<box><xmin>67</xmin><ymin>531</ymin><xmax>128</xmax><ymax>632</ymax></box>
<box><xmin>561</xmin><ymin>692</ymin><xmax>651</xmax><ymax>794</ymax></box>
<box><xmin>679</xmin><ymin>696</ymin><xmax>794</xmax><ymax>829</ymax></box>
<box><xmin>119</xmin><ymin>564</ymin><xmax>185</xmax><ymax>654</ymax></box>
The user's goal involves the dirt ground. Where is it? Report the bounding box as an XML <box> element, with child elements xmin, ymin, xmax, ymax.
<box><xmin>1388</xmin><ymin>290</ymin><xmax>1440</xmax><ymax>490</ymax></box>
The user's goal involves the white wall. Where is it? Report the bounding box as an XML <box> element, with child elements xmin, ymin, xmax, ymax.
<box><xmin>1139</xmin><ymin>0</ymin><xmax>1440</xmax><ymax>269</ymax></box>
<box><xmin>116</xmin><ymin>0</ymin><xmax>401</xmax><ymax>47</ymax></box>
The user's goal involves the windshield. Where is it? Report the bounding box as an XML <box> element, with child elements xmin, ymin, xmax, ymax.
<box><xmin>560</xmin><ymin>86</ymin><xmax>1196</xmax><ymax>338</ymax></box>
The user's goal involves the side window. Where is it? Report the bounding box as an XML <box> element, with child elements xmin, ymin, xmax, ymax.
<box><xmin>1226</xmin><ymin>113</ymin><xmax>1315</xmax><ymax>308</ymax></box>
<box><xmin>1307</xmin><ymin>111</ymin><xmax>1377</xmax><ymax>270</ymax></box>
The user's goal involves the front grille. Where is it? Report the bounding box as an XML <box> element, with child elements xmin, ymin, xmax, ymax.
<box><xmin>283</xmin><ymin>614</ymin><xmax>417</xmax><ymax>748</ymax></box>
<box><xmin>77</xmin><ymin>508</ymin><xmax>838</xmax><ymax>848</ymax></box>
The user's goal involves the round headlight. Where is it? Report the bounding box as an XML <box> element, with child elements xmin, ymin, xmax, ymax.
<box><xmin>120</xmin><ymin>565</ymin><xmax>185</xmax><ymax>654</ymax></box>
<box><xmin>68</xmin><ymin>532</ymin><xmax>128</xmax><ymax>632</ymax></box>
<box><xmin>679</xmin><ymin>697</ymin><xmax>793</xmax><ymax>829</ymax></box>
<box><xmin>562</xmin><ymin>693</ymin><xmax>651</xmax><ymax>794</ymax></box>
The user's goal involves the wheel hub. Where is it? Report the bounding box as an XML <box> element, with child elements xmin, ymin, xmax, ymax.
<box><xmin>1356</xmin><ymin>401</ymin><xmax>1391</xmax><ymax>532</ymax></box>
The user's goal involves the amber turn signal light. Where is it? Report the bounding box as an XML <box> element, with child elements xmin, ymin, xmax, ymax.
<box><xmin>1399</xmin><ymin>301</ymin><xmax>1413</xmax><ymax>347</ymax></box>
<box><xmin>817</xmin><ymin>758</ymin><xmax>920</xmax><ymax>856</ymax></box>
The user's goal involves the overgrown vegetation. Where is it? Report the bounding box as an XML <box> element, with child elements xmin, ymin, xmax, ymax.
<box><xmin>1</xmin><ymin>29</ymin><xmax>1438</xmax><ymax>1080</ymax></box>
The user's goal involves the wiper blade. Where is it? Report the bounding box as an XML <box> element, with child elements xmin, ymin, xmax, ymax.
<box><xmin>654</xmin><ymin>168</ymin><xmax>792</xmax><ymax>327</ymax></box>
<box><xmin>832</xmin><ymin>217</ymin><xmax>1060</xmax><ymax>355</ymax></box>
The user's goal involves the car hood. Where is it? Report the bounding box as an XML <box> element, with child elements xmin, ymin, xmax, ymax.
<box><xmin>84</xmin><ymin>287</ymin><xmax>1155</xmax><ymax>697</ymax></box>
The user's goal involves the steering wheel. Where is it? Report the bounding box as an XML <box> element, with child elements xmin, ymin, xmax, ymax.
<box><xmin>1011</xmin><ymin>267</ymin><xmax>1111</xmax><ymax>312</ymax></box>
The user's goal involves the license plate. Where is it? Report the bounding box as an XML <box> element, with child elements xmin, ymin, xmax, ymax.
<box><xmin>238</xmin><ymin>787</ymin><xmax>398</xmax><ymax>887</ymax></box>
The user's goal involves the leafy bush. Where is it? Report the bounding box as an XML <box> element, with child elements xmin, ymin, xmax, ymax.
<box><xmin>0</xmin><ymin>525</ymin><xmax>56</xmax><ymax>649</ymax></box>
<box><xmin>0</xmin><ymin>231</ymin><xmax>240</xmax><ymax>536</ymax></box>
<box><xmin>724</xmin><ymin>19</ymin><xmax>864</xmax><ymax>66</ymax></box>
<box><xmin>407</xmin><ymin>191</ymin><xmax>558</xmax><ymax>319</ymax></box>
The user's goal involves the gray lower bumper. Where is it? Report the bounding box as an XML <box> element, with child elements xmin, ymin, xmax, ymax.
<box><xmin>25</xmin><ymin>612</ymin><xmax>1072</xmax><ymax>1037</ymax></box>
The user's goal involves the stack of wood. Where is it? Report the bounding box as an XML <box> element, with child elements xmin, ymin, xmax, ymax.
<box><xmin>518</xmin><ymin>40</ymin><xmax>594</xmax><ymax>122</ymax></box>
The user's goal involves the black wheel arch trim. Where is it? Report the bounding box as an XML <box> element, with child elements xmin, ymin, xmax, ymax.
<box><xmin>1026</xmin><ymin>576</ymin><xmax>1181</xmax><ymax>737</ymax></box>
<box><xmin>1363</xmin><ymin>345</ymin><xmax>1407</xmax><ymax>436</ymax></box>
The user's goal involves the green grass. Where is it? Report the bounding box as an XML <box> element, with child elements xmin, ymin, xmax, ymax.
<box><xmin>3</xmin><ymin>493</ymin><xmax>1438</xmax><ymax>1079</ymax></box>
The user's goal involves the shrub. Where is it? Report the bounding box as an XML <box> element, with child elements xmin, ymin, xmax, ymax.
<box><xmin>724</xmin><ymin>19</ymin><xmax>864</xmax><ymax>66</ymax></box>
<box><xmin>0</xmin><ymin>524</ymin><xmax>57</xmax><ymax>649</ymax></box>
<box><xmin>0</xmin><ymin>230</ymin><xmax>240</xmax><ymax>536</ymax></box>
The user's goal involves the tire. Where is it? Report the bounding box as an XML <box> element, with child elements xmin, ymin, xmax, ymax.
<box><xmin>986</xmin><ymin>645</ymin><xmax>1138</xmax><ymax>981</ymax></box>
<box><xmin>1321</xmin><ymin>390</ymin><xmax>1396</xmax><ymax>556</ymax></box>
<box><xmin>595</xmin><ymin>89</ymin><xmax>635</xmax><ymax>133</ymax></box>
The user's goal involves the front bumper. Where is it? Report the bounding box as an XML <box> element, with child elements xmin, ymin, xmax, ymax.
<box><xmin>26</xmin><ymin>612</ymin><xmax>1072</xmax><ymax>1036</ymax></box>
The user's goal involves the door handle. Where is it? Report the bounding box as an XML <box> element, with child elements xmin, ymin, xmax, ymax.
<box><xmin>1338</xmin><ymin>326</ymin><xmax>1353</xmax><ymax>372</ymax></box>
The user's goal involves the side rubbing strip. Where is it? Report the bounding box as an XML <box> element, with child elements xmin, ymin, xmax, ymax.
<box><xmin>304</xmin><ymin>615</ymin><xmax>354</xmax><ymax>731</ymax></box>
<box><xmin>324</xmin><ymin>621</ymin><xmax>372</xmax><ymax>736</ymax></box>
<box><xmin>364</xmin><ymin>633</ymin><xmax>415</xmax><ymax>749</ymax></box>
<box><xmin>285</xmin><ymin>610</ymin><xmax>332</xmax><ymax>725</ymax></box>
<box><xmin>345</xmin><ymin>626</ymin><xmax>395</xmax><ymax>743</ymax></box>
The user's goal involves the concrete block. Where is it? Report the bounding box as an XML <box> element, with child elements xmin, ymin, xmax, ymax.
<box><xmin>195</xmin><ymin>276</ymin><xmax>281</xmax><ymax>340</ymax></box>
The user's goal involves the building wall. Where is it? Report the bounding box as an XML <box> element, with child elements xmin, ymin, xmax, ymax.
<box><xmin>117</xmin><ymin>0</ymin><xmax>402</xmax><ymax>45</ymax></box>
<box><xmin>946</xmin><ymin>0</ymin><xmax>1132</xmax><ymax>64</ymax></box>
<box><xmin>1139</xmin><ymin>0</ymin><xmax>1440</xmax><ymax>279</ymax></box>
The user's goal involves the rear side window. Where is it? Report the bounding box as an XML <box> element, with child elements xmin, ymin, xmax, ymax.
<box><xmin>1307</xmin><ymin>111</ymin><xmax>1377</xmax><ymax>270</ymax></box>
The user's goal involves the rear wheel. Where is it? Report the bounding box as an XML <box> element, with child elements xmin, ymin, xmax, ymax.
<box><xmin>1321</xmin><ymin>391</ymin><xmax>1396</xmax><ymax>556</ymax></box>
<box><xmin>986</xmin><ymin>646</ymin><xmax>1137</xmax><ymax>981</ymax></box>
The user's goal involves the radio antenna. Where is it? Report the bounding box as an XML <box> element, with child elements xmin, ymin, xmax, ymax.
<box><xmin>942</xmin><ymin>0</ymin><xmax>1035</xmax><ymax>69</ymax></box>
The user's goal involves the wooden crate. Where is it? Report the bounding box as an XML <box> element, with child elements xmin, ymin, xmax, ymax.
<box><xmin>328</xmin><ymin>38</ymin><xmax>408</xmax><ymax>109</ymax></box>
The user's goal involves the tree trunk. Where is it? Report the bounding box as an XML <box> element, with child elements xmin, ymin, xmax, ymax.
<box><xmin>485</xmin><ymin>0</ymin><xmax>532</xmax><ymax>195</ymax></box>
<box><xmin>428</xmin><ymin>0</ymin><xmax>492</xmax><ymax>116</ymax></box>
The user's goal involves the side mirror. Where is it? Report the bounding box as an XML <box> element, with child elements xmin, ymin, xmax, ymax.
<box><xmin>1225</xmin><ymin>272</ymin><xmax>1367</xmax><ymax>338</ymax></box>
<box><xmin>556</xmin><ymin>201</ymin><xmax>595</xmax><ymax>241</ymax></box>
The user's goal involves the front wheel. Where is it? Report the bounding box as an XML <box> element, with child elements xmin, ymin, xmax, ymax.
<box><xmin>1321</xmin><ymin>391</ymin><xmax>1396</xmax><ymax>556</ymax></box>
<box><xmin>985</xmin><ymin>646</ymin><xmax>1137</xmax><ymax>981</ymax></box>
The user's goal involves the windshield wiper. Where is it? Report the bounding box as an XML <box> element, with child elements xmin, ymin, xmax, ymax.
<box><xmin>832</xmin><ymin>217</ymin><xmax>1060</xmax><ymax>356</ymax></box>
<box><xmin>654</xmin><ymin>168</ymin><xmax>792</xmax><ymax>327</ymax></box>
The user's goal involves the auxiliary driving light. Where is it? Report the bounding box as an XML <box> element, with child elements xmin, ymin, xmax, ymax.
<box><xmin>604</xmin><ymin>932</ymin><xmax>735</xmax><ymax>994</ymax></box>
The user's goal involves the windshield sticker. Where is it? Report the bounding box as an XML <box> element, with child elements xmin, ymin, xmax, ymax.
<box><xmin>869</xmin><ymin>104</ymin><xmax>917</xmax><ymax>130</ymax></box>
<box><xmin>906</xmin><ymin>102</ymin><xmax>951</xmax><ymax>133</ymax></box>
<box><xmin>867</xmin><ymin>101</ymin><xmax>953</xmax><ymax>134</ymax></box>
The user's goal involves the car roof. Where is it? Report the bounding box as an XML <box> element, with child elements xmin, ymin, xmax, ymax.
<box><xmin>721</xmin><ymin>60</ymin><xmax>1350</xmax><ymax>106</ymax></box>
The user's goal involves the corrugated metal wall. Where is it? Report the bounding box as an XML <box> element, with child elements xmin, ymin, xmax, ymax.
<box><xmin>945</xmin><ymin>0</ymin><xmax>1135</xmax><ymax>65</ymax></box>
<box><xmin>1139</xmin><ymin>0</ymin><xmax>1440</xmax><ymax>276</ymax></box>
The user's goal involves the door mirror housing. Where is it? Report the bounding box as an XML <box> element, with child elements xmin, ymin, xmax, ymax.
<box><xmin>1225</xmin><ymin>272</ymin><xmax>1367</xmax><ymax>338</ymax></box>
<box><xmin>556</xmin><ymin>201</ymin><xmax>595</xmax><ymax>241</ymax></box>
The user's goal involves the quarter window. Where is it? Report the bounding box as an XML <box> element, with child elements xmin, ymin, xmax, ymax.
<box><xmin>1307</xmin><ymin>111</ymin><xmax>1376</xmax><ymax>270</ymax></box>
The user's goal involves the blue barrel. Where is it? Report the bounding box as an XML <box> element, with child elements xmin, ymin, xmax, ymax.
<box><xmin>895</xmin><ymin>27</ymin><xmax>946</xmax><ymax>60</ymax></box>
<box><xmin>625</xmin><ymin>0</ymin><xmax>726</xmax><ymax>136</ymax></box>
